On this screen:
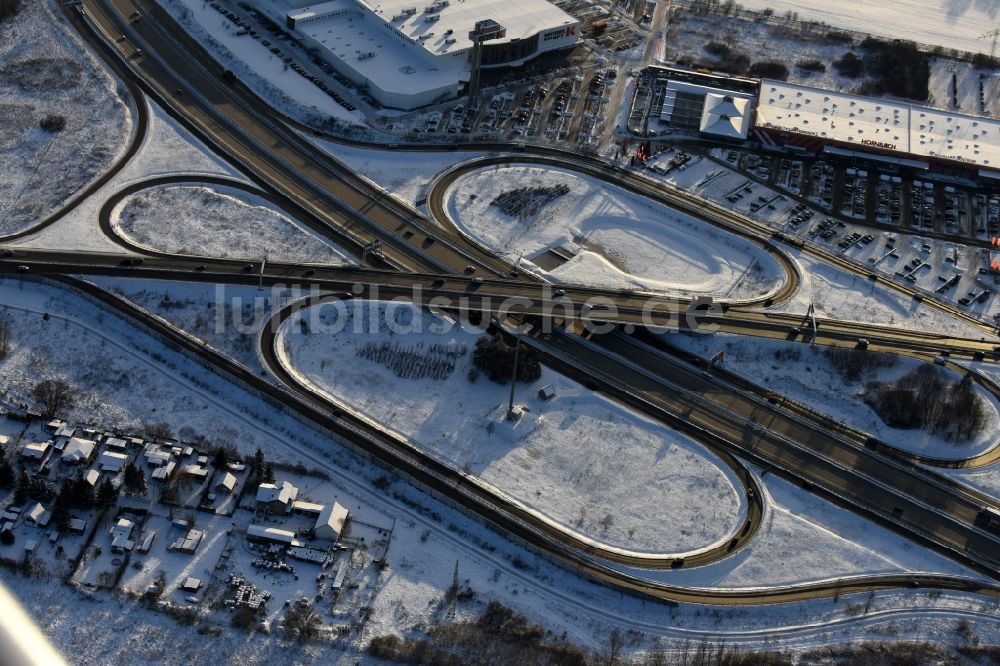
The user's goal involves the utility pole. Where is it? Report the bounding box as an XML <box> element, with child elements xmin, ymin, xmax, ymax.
<box><xmin>980</xmin><ymin>29</ymin><xmax>1000</xmax><ymax>63</ymax></box>
<box><xmin>507</xmin><ymin>338</ymin><xmax>521</xmax><ymax>420</ymax></box>
<box><xmin>807</xmin><ymin>302</ymin><xmax>817</xmax><ymax>347</ymax></box>
<box><xmin>258</xmin><ymin>252</ymin><xmax>267</xmax><ymax>292</ymax></box>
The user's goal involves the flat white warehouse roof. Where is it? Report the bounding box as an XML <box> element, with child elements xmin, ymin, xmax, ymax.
<box><xmin>756</xmin><ymin>80</ymin><xmax>1000</xmax><ymax>170</ymax></box>
<box><xmin>293</xmin><ymin>2</ymin><xmax>465</xmax><ymax>97</ymax></box>
<box><xmin>367</xmin><ymin>0</ymin><xmax>576</xmax><ymax>55</ymax></box>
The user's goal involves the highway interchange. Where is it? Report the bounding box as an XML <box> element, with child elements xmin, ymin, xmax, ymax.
<box><xmin>8</xmin><ymin>0</ymin><xmax>1000</xmax><ymax>611</ymax></box>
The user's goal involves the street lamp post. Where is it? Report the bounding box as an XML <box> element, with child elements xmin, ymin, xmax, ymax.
<box><xmin>507</xmin><ymin>338</ymin><xmax>520</xmax><ymax>420</ymax></box>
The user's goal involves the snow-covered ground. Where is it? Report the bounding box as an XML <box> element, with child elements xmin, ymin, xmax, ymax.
<box><xmin>13</xmin><ymin>99</ymin><xmax>248</xmax><ymax>253</ymax></box>
<box><xmin>445</xmin><ymin>164</ymin><xmax>786</xmax><ymax>298</ymax></box>
<box><xmin>668</xmin><ymin>331</ymin><xmax>1000</xmax><ymax>459</ymax></box>
<box><xmin>0</xmin><ymin>278</ymin><xmax>307</xmax><ymax>450</ymax></box>
<box><xmin>277</xmin><ymin>300</ymin><xmax>746</xmax><ymax>555</ymax></box>
<box><xmin>307</xmin><ymin>136</ymin><xmax>494</xmax><ymax>208</ymax></box>
<box><xmin>93</xmin><ymin>277</ymin><xmax>993</xmax><ymax>587</ymax></box>
<box><xmin>90</xmin><ymin>278</ymin><xmax>275</xmax><ymax>371</ymax></box>
<box><xmin>667</xmin><ymin>8</ymin><xmax>879</xmax><ymax>93</ymax></box>
<box><xmin>774</xmin><ymin>247</ymin><xmax>989</xmax><ymax>339</ymax></box>
<box><xmin>2</xmin><ymin>278</ymin><xmax>996</xmax><ymax>663</ymax></box>
<box><xmin>0</xmin><ymin>0</ymin><xmax>131</xmax><ymax>236</ymax></box>
<box><xmin>633</xmin><ymin>469</ymin><xmax>979</xmax><ymax>588</ymax></box>
<box><xmin>113</xmin><ymin>183</ymin><xmax>350</xmax><ymax>263</ymax></box>
<box><xmin>714</xmin><ymin>0</ymin><xmax>998</xmax><ymax>54</ymax></box>
<box><xmin>928</xmin><ymin>58</ymin><xmax>1000</xmax><ymax>117</ymax></box>
<box><xmin>159</xmin><ymin>0</ymin><xmax>364</xmax><ymax>128</ymax></box>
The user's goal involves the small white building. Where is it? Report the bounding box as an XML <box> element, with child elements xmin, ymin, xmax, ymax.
<box><xmin>215</xmin><ymin>472</ymin><xmax>237</xmax><ymax>494</ymax></box>
<box><xmin>83</xmin><ymin>469</ymin><xmax>100</xmax><ymax>487</ymax></box>
<box><xmin>98</xmin><ymin>450</ymin><xmax>128</xmax><ymax>472</ymax></box>
<box><xmin>247</xmin><ymin>524</ymin><xmax>299</xmax><ymax>546</ymax></box>
<box><xmin>314</xmin><ymin>503</ymin><xmax>349</xmax><ymax>542</ymax></box>
<box><xmin>182</xmin><ymin>464</ymin><xmax>208</xmax><ymax>478</ymax></box>
<box><xmin>25</xmin><ymin>502</ymin><xmax>50</xmax><ymax>527</ymax></box>
<box><xmin>104</xmin><ymin>437</ymin><xmax>128</xmax><ymax>450</ymax></box>
<box><xmin>144</xmin><ymin>448</ymin><xmax>173</xmax><ymax>467</ymax></box>
<box><xmin>256</xmin><ymin>481</ymin><xmax>299</xmax><ymax>514</ymax></box>
<box><xmin>110</xmin><ymin>518</ymin><xmax>135</xmax><ymax>552</ymax></box>
<box><xmin>61</xmin><ymin>437</ymin><xmax>95</xmax><ymax>464</ymax></box>
<box><xmin>181</xmin><ymin>577</ymin><xmax>202</xmax><ymax>592</ymax></box>
<box><xmin>20</xmin><ymin>441</ymin><xmax>50</xmax><ymax>461</ymax></box>
<box><xmin>150</xmin><ymin>461</ymin><xmax>176</xmax><ymax>481</ymax></box>
<box><xmin>138</xmin><ymin>530</ymin><xmax>156</xmax><ymax>554</ymax></box>
<box><xmin>291</xmin><ymin>500</ymin><xmax>324</xmax><ymax>515</ymax></box>
<box><xmin>170</xmin><ymin>528</ymin><xmax>205</xmax><ymax>554</ymax></box>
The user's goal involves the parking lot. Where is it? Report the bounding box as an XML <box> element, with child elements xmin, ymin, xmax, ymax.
<box><xmin>724</xmin><ymin>148</ymin><xmax>1000</xmax><ymax>243</ymax></box>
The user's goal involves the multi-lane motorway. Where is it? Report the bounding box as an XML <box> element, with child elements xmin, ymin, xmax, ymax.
<box><xmin>7</xmin><ymin>0</ymin><xmax>1000</xmax><ymax>607</ymax></box>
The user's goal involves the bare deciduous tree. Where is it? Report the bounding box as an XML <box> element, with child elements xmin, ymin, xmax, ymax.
<box><xmin>30</xmin><ymin>378</ymin><xmax>76</xmax><ymax>420</ymax></box>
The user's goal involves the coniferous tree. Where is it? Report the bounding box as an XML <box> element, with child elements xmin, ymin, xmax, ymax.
<box><xmin>96</xmin><ymin>478</ymin><xmax>118</xmax><ymax>507</ymax></box>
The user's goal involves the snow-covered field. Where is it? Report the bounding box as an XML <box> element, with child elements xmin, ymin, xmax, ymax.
<box><xmin>91</xmin><ymin>278</ymin><xmax>274</xmax><ymax>371</ymax></box>
<box><xmin>445</xmin><ymin>164</ymin><xmax>786</xmax><ymax>298</ymax></box>
<box><xmin>308</xmin><ymin>136</ymin><xmax>493</xmax><ymax>207</ymax></box>
<box><xmin>14</xmin><ymin>99</ymin><xmax>247</xmax><ymax>253</ymax></box>
<box><xmin>669</xmin><ymin>332</ymin><xmax>1000</xmax><ymax>459</ymax></box>
<box><xmin>113</xmin><ymin>184</ymin><xmax>350</xmax><ymax>263</ymax></box>
<box><xmin>928</xmin><ymin>58</ymin><xmax>1000</xmax><ymax>117</ymax></box>
<box><xmin>0</xmin><ymin>278</ymin><xmax>309</xmax><ymax>451</ymax></box>
<box><xmin>641</xmin><ymin>470</ymin><xmax>979</xmax><ymax>588</ymax></box>
<box><xmin>774</xmin><ymin>247</ymin><xmax>989</xmax><ymax>340</ymax></box>
<box><xmin>667</xmin><ymin>9</ymin><xmax>879</xmax><ymax>94</ymax></box>
<box><xmin>93</xmin><ymin>278</ymin><xmax>990</xmax><ymax>586</ymax></box>
<box><xmin>277</xmin><ymin>300</ymin><xmax>745</xmax><ymax>555</ymax></box>
<box><xmin>715</xmin><ymin>0</ymin><xmax>999</xmax><ymax>54</ymax></box>
<box><xmin>0</xmin><ymin>0</ymin><xmax>131</xmax><ymax>236</ymax></box>
<box><xmin>1</xmin><ymin>278</ymin><xmax>996</xmax><ymax>663</ymax></box>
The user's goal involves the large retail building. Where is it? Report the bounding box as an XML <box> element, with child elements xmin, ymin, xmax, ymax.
<box><xmin>255</xmin><ymin>0</ymin><xmax>579</xmax><ymax>109</ymax></box>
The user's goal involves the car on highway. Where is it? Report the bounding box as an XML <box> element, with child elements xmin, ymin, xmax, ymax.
<box><xmin>16</xmin><ymin>265</ymin><xmax>29</xmax><ymax>273</ymax></box>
